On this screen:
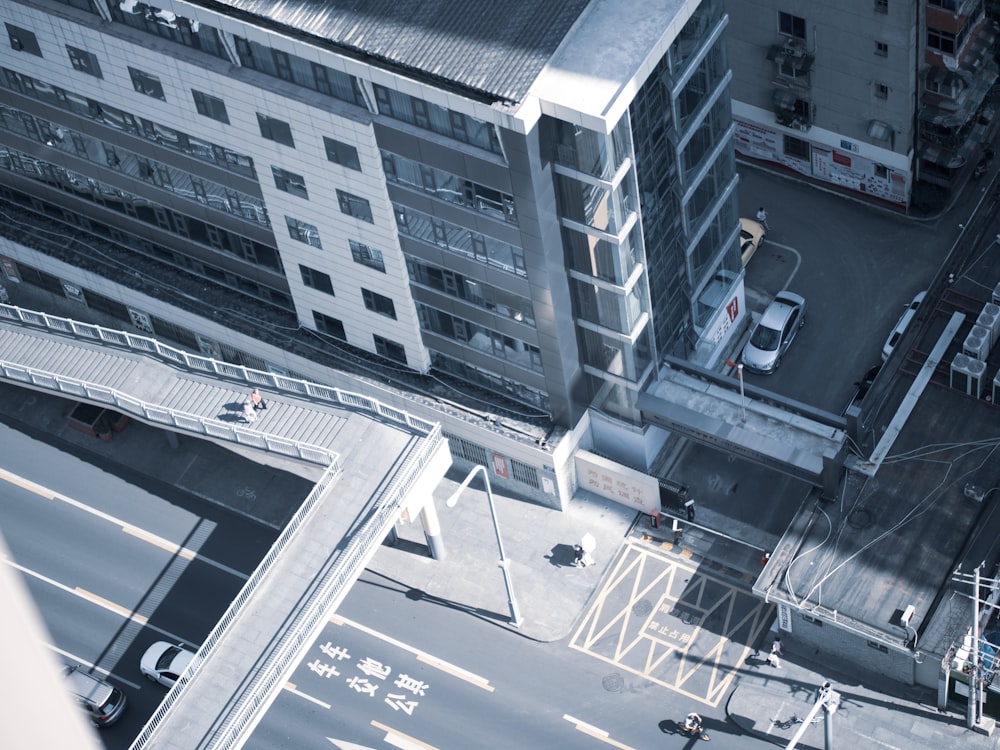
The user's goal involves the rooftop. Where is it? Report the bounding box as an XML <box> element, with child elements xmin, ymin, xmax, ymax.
<box><xmin>199</xmin><ymin>0</ymin><xmax>591</xmax><ymax>104</ymax></box>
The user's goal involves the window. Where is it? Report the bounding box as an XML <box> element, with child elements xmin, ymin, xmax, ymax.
<box><xmin>313</xmin><ymin>311</ymin><xmax>346</xmax><ymax>339</ymax></box>
<box><xmin>128</xmin><ymin>67</ymin><xmax>165</xmax><ymax>100</ymax></box>
<box><xmin>66</xmin><ymin>46</ymin><xmax>102</xmax><ymax>78</ymax></box>
<box><xmin>349</xmin><ymin>240</ymin><xmax>385</xmax><ymax>272</ymax></box>
<box><xmin>927</xmin><ymin>28</ymin><xmax>956</xmax><ymax>55</ymax></box>
<box><xmin>337</xmin><ymin>190</ymin><xmax>373</xmax><ymax>223</ymax></box>
<box><xmin>874</xmin><ymin>0</ymin><xmax>888</xmax><ymax>12</ymax></box>
<box><xmin>285</xmin><ymin>216</ymin><xmax>321</xmax><ymax>248</ymax></box>
<box><xmin>362</xmin><ymin>288</ymin><xmax>396</xmax><ymax>319</ymax></box>
<box><xmin>875</xmin><ymin>83</ymin><xmax>889</xmax><ymax>100</ymax></box>
<box><xmin>875</xmin><ymin>41</ymin><xmax>888</xmax><ymax>57</ymax></box>
<box><xmin>272</xmin><ymin>167</ymin><xmax>308</xmax><ymax>199</ymax></box>
<box><xmin>783</xmin><ymin>134</ymin><xmax>810</xmax><ymax>161</ymax></box>
<box><xmin>6</xmin><ymin>24</ymin><xmax>42</xmax><ymax>57</ymax></box>
<box><xmin>192</xmin><ymin>90</ymin><xmax>229</xmax><ymax>124</ymax></box>
<box><xmin>300</xmin><ymin>265</ymin><xmax>334</xmax><ymax>295</ymax></box>
<box><xmin>374</xmin><ymin>335</ymin><xmax>406</xmax><ymax>364</ymax></box>
<box><xmin>778</xmin><ymin>12</ymin><xmax>806</xmax><ymax>41</ymax></box>
<box><xmin>257</xmin><ymin>113</ymin><xmax>294</xmax><ymax>147</ymax></box>
<box><xmin>323</xmin><ymin>136</ymin><xmax>361</xmax><ymax>171</ymax></box>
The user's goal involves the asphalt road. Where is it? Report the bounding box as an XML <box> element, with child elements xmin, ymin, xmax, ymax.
<box><xmin>0</xmin><ymin>422</ymin><xmax>279</xmax><ymax>749</ymax></box>
<box><xmin>245</xmin><ymin>563</ymin><xmax>778</xmax><ymax>750</ymax></box>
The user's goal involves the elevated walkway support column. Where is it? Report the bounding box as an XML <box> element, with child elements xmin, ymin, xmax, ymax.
<box><xmin>420</xmin><ymin>499</ymin><xmax>445</xmax><ymax>560</ymax></box>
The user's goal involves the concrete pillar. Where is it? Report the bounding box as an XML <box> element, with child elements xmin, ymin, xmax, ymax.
<box><xmin>420</xmin><ymin>499</ymin><xmax>445</xmax><ymax>560</ymax></box>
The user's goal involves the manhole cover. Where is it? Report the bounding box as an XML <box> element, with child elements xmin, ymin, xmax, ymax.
<box><xmin>632</xmin><ymin>599</ymin><xmax>653</xmax><ymax>617</ymax></box>
<box><xmin>847</xmin><ymin>509</ymin><xmax>874</xmax><ymax>530</ymax></box>
<box><xmin>602</xmin><ymin>673</ymin><xmax>624</xmax><ymax>692</ymax></box>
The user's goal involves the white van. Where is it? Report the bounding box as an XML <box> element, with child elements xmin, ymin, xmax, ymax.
<box><xmin>64</xmin><ymin>665</ymin><xmax>127</xmax><ymax>728</ymax></box>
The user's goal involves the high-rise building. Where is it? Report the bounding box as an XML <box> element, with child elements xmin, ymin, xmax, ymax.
<box><xmin>0</xmin><ymin>0</ymin><xmax>742</xmax><ymax>505</ymax></box>
<box><xmin>726</xmin><ymin>0</ymin><xmax>998</xmax><ymax>209</ymax></box>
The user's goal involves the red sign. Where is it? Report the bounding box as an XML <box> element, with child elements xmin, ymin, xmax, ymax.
<box><xmin>727</xmin><ymin>296</ymin><xmax>739</xmax><ymax>321</ymax></box>
<box><xmin>492</xmin><ymin>454</ymin><xmax>508</xmax><ymax>478</ymax></box>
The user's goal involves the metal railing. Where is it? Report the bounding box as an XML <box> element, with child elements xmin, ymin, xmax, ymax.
<box><xmin>130</xmin><ymin>424</ymin><xmax>443</xmax><ymax>750</ymax></box>
<box><xmin>204</xmin><ymin>425</ymin><xmax>443</xmax><ymax>750</ymax></box>
<box><xmin>0</xmin><ymin>360</ymin><xmax>337</xmax><ymax>465</ymax></box>
<box><xmin>0</xmin><ymin>304</ymin><xmax>439</xmax><ymax>436</ymax></box>
<box><xmin>0</xmin><ymin>304</ymin><xmax>448</xmax><ymax>749</ymax></box>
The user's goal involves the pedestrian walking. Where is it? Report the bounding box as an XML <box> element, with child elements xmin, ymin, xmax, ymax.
<box><xmin>756</xmin><ymin>206</ymin><xmax>770</xmax><ymax>231</ymax></box>
<box><xmin>242</xmin><ymin>400</ymin><xmax>257</xmax><ymax>424</ymax></box>
<box><xmin>768</xmin><ymin>637</ymin><xmax>782</xmax><ymax>668</ymax></box>
<box><xmin>250</xmin><ymin>388</ymin><xmax>267</xmax><ymax>410</ymax></box>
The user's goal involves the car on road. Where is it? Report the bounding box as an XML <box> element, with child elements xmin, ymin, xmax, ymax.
<box><xmin>739</xmin><ymin>218</ymin><xmax>766</xmax><ymax>266</ymax></box>
<box><xmin>140</xmin><ymin>641</ymin><xmax>196</xmax><ymax>688</ymax></box>
<box><xmin>881</xmin><ymin>291</ymin><xmax>926</xmax><ymax>362</ymax></box>
<box><xmin>741</xmin><ymin>291</ymin><xmax>806</xmax><ymax>374</ymax></box>
<box><xmin>64</xmin><ymin>664</ymin><xmax>128</xmax><ymax>727</ymax></box>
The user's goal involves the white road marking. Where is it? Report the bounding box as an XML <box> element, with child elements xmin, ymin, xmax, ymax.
<box><xmin>0</xmin><ymin>466</ymin><xmax>248</xmax><ymax>579</ymax></box>
<box><xmin>331</xmin><ymin>614</ymin><xmax>493</xmax><ymax>691</ymax></box>
<box><xmin>371</xmin><ymin>721</ymin><xmax>437</xmax><ymax>750</ymax></box>
<box><xmin>284</xmin><ymin>682</ymin><xmax>331</xmax><ymax>709</ymax></box>
<box><xmin>5</xmin><ymin>557</ymin><xmax>193</xmax><ymax>645</ymax></box>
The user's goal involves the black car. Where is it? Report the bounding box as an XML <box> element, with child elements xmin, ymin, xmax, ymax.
<box><xmin>843</xmin><ymin>365</ymin><xmax>881</xmax><ymax>415</ymax></box>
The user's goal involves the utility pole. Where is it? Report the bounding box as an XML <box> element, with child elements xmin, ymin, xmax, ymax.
<box><xmin>786</xmin><ymin>681</ymin><xmax>839</xmax><ymax>750</ymax></box>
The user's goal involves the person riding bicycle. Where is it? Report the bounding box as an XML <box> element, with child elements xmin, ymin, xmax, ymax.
<box><xmin>684</xmin><ymin>712</ymin><xmax>703</xmax><ymax>733</ymax></box>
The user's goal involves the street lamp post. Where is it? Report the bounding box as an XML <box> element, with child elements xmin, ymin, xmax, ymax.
<box><xmin>446</xmin><ymin>465</ymin><xmax>523</xmax><ymax>628</ymax></box>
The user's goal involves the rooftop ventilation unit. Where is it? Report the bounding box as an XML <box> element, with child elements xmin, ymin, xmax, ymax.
<box><xmin>963</xmin><ymin>324</ymin><xmax>990</xmax><ymax>360</ymax></box>
<box><xmin>951</xmin><ymin>353</ymin><xmax>986</xmax><ymax>397</ymax></box>
<box><xmin>979</xmin><ymin>303</ymin><xmax>1000</xmax><ymax>348</ymax></box>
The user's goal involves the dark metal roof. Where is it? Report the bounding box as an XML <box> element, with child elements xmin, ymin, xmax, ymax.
<box><xmin>200</xmin><ymin>0</ymin><xmax>593</xmax><ymax>104</ymax></box>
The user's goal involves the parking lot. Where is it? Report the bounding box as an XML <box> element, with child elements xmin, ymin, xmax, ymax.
<box><xmin>734</xmin><ymin>167</ymin><xmax>954</xmax><ymax>414</ymax></box>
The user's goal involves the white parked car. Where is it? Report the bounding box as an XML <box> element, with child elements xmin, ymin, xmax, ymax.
<box><xmin>881</xmin><ymin>291</ymin><xmax>926</xmax><ymax>362</ymax></box>
<box><xmin>741</xmin><ymin>291</ymin><xmax>806</xmax><ymax>374</ymax></box>
<box><xmin>140</xmin><ymin>642</ymin><xmax>196</xmax><ymax>688</ymax></box>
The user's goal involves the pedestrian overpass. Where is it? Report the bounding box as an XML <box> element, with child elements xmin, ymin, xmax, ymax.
<box><xmin>0</xmin><ymin>304</ymin><xmax>451</xmax><ymax>750</ymax></box>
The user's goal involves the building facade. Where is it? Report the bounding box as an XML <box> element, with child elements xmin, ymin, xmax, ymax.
<box><xmin>0</xmin><ymin>0</ymin><xmax>742</xmax><ymax>504</ymax></box>
<box><xmin>727</xmin><ymin>0</ymin><xmax>1000</xmax><ymax>210</ymax></box>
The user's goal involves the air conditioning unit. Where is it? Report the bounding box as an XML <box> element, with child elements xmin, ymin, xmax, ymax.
<box><xmin>979</xmin><ymin>303</ymin><xmax>1000</xmax><ymax>347</ymax></box>
<box><xmin>900</xmin><ymin>605</ymin><xmax>915</xmax><ymax>628</ymax></box>
<box><xmin>963</xmin><ymin>324</ymin><xmax>990</xmax><ymax>360</ymax></box>
<box><xmin>951</xmin><ymin>353</ymin><xmax>986</xmax><ymax>397</ymax></box>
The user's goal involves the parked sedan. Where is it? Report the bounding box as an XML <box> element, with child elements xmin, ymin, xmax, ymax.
<box><xmin>741</xmin><ymin>291</ymin><xmax>806</xmax><ymax>374</ymax></box>
<box><xmin>739</xmin><ymin>218</ymin><xmax>766</xmax><ymax>266</ymax></box>
<box><xmin>881</xmin><ymin>291</ymin><xmax>926</xmax><ymax>362</ymax></box>
<box><xmin>140</xmin><ymin>642</ymin><xmax>196</xmax><ymax>688</ymax></box>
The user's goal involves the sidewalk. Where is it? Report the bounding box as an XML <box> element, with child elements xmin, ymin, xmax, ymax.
<box><xmin>726</xmin><ymin>632</ymin><xmax>999</xmax><ymax>750</ymax></box>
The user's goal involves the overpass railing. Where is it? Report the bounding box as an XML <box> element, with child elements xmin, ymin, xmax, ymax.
<box><xmin>130</xmin><ymin>424</ymin><xmax>444</xmax><ymax>750</ymax></box>
<box><xmin>204</xmin><ymin>424</ymin><xmax>444</xmax><ymax>750</ymax></box>
<box><xmin>0</xmin><ymin>304</ymin><xmax>438</xmax><ymax>436</ymax></box>
<box><xmin>0</xmin><ymin>360</ymin><xmax>338</xmax><ymax>465</ymax></box>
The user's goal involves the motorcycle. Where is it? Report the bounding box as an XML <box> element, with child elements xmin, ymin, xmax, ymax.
<box><xmin>678</xmin><ymin>719</ymin><xmax>711</xmax><ymax>741</ymax></box>
<box><xmin>973</xmin><ymin>148</ymin><xmax>995</xmax><ymax>180</ymax></box>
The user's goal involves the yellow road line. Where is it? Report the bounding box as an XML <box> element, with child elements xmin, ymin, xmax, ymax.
<box><xmin>563</xmin><ymin>715</ymin><xmax>635</xmax><ymax>749</ymax></box>
<box><xmin>123</xmin><ymin>526</ymin><xmax>196</xmax><ymax>560</ymax></box>
<box><xmin>76</xmin><ymin>588</ymin><xmax>149</xmax><ymax>624</ymax></box>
